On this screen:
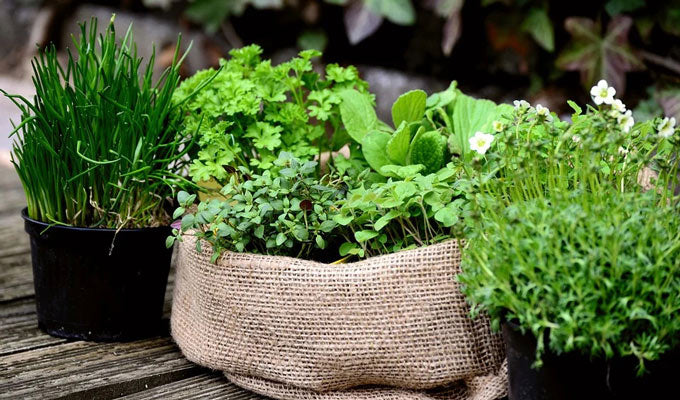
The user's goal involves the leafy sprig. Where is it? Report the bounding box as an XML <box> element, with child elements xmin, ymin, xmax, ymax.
<box><xmin>173</xmin><ymin>45</ymin><xmax>369</xmax><ymax>183</ymax></box>
<box><xmin>170</xmin><ymin>153</ymin><xmax>346</xmax><ymax>262</ymax></box>
<box><xmin>460</xmin><ymin>190</ymin><xmax>680</xmax><ymax>374</ymax></box>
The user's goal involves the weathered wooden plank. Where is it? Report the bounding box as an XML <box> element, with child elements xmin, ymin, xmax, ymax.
<box><xmin>0</xmin><ymin>167</ymin><xmax>26</xmax><ymax>217</ymax></box>
<box><xmin>0</xmin><ymin>337</ymin><xmax>203</xmax><ymax>399</ymax></box>
<box><xmin>0</xmin><ymin>252</ymin><xmax>33</xmax><ymax>301</ymax></box>
<box><xmin>119</xmin><ymin>373</ymin><xmax>270</xmax><ymax>400</ymax></box>
<box><xmin>0</xmin><ymin>297</ymin><xmax>66</xmax><ymax>356</ymax></box>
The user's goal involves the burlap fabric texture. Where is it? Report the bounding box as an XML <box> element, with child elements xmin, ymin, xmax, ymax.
<box><xmin>171</xmin><ymin>235</ymin><xmax>507</xmax><ymax>400</ymax></box>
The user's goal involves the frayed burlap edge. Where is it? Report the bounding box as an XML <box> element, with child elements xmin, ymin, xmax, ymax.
<box><xmin>225</xmin><ymin>359</ymin><xmax>507</xmax><ymax>400</ymax></box>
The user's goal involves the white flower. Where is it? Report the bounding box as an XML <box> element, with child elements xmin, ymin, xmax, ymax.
<box><xmin>492</xmin><ymin>120</ymin><xmax>504</xmax><ymax>132</ymax></box>
<box><xmin>617</xmin><ymin>110</ymin><xmax>634</xmax><ymax>133</ymax></box>
<box><xmin>572</xmin><ymin>135</ymin><xmax>581</xmax><ymax>143</ymax></box>
<box><xmin>469</xmin><ymin>132</ymin><xmax>495</xmax><ymax>155</ymax></box>
<box><xmin>611</xmin><ymin>99</ymin><xmax>626</xmax><ymax>113</ymax></box>
<box><xmin>590</xmin><ymin>79</ymin><xmax>616</xmax><ymax>105</ymax></box>
<box><xmin>535</xmin><ymin>104</ymin><xmax>553</xmax><ymax>122</ymax></box>
<box><xmin>513</xmin><ymin>100</ymin><xmax>531</xmax><ymax>114</ymax></box>
<box><xmin>657</xmin><ymin>117</ymin><xmax>676</xmax><ymax>138</ymax></box>
<box><xmin>618</xmin><ymin>146</ymin><xmax>629</xmax><ymax>156</ymax></box>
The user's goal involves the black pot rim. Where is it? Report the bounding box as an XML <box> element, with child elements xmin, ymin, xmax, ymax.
<box><xmin>21</xmin><ymin>207</ymin><xmax>172</xmax><ymax>234</ymax></box>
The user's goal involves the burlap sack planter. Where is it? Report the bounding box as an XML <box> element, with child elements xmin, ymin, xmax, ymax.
<box><xmin>172</xmin><ymin>234</ymin><xmax>508</xmax><ymax>400</ymax></box>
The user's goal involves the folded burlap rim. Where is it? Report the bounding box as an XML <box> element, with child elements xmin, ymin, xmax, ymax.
<box><xmin>172</xmin><ymin>235</ymin><xmax>507</xmax><ymax>400</ymax></box>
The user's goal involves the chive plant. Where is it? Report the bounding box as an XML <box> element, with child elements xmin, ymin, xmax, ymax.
<box><xmin>3</xmin><ymin>16</ymin><xmax>197</xmax><ymax>229</ymax></box>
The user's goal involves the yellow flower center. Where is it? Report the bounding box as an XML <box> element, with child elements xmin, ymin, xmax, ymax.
<box><xmin>599</xmin><ymin>88</ymin><xmax>609</xmax><ymax>98</ymax></box>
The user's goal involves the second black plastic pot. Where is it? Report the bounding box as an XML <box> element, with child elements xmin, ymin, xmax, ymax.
<box><xmin>503</xmin><ymin>321</ymin><xmax>678</xmax><ymax>400</ymax></box>
<box><xmin>23</xmin><ymin>209</ymin><xmax>173</xmax><ymax>342</ymax></box>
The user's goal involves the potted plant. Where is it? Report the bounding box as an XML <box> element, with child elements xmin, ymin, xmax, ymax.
<box><xmin>171</xmin><ymin>44</ymin><xmax>370</xmax><ymax>199</ymax></box>
<box><xmin>2</xmin><ymin>16</ymin><xmax>197</xmax><ymax>341</ymax></box>
<box><xmin>168</xmin><ymin>55</ymin><xmax>510</xmax><ymax>400</ymax></box>
<box><xmin>459</xmin><ymin>82</ymin><xmax>680</xmax><ymax>399</ymax></box>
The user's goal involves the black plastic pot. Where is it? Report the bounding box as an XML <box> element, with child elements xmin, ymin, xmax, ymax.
<box><xmin>503</xmin><ymin>321</ymin><xmax>678</xmax><ymax>400</ymax></box>
<box><xmin>22</xmin><ymin>209</ymin><xmax>173</xmax><ymax>342</ymax></box>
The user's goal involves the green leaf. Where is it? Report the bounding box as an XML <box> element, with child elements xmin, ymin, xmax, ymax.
<box><xmin>386</xmin><ymin>121</ymin><xmax>411</xmax><ymax>164</ymax></box>
<box><xmin>362</xmin><ymin>130</ymin><xmax>393</xmax><ymax>173</ymax></box>
<box><xmin>338</xmin><ymin>89</ymin><xmax>378</xmax><ymax>143</ymax></box>
<box><xmin>379</xmin><ymin>164</ymin><xmax>424</xmax><ymax>178</ymax></box>
<box><xmin>172</xmin><ymin>207</ymin><xmax>186</xmax><ymax>220</ymax></box>
<box><xmin>276</xmin><ymin>232</ymin><xmax>287</xmax><ymax>246</ymax></box>
<box><xmin>165</xmin><ymin>236</ymin><xmax>176</xmax><ymax>248</ymax></box>
<box><xmin>394</xmin><ymin>181</ymin><xmax>417</xmax><ymax>200</ymax></box>
<box><xmin>434</xmin><ymin>205</ymin><xmax>459</xmax><ymax>227</ymax></box>
<box><xmin>391</xmin><ymin>89</ymin><xmax>427</xmax><ymax>127</ymax></box>
<box><xmin>605</xmin><ymin>0</ymin><xmax>645</xmax><ymax>16</ymax></box>
<box><xmin>334</xmin><ymin>214</ymin><xmax>354</xmax><ymax>225</ymax></box>
<box><xmin>315</xmin><ymin>235</ymin><xmax>326</xmax><ymax>249</ymax></box>
<box><xmin>254</xmin><ymin>225</ymin><xmax>265</xmax><ymax>239</ymax></box>
<box><xmin>355</xmin><ymin>230</ymin><xmax>380</xmax><ymax>242</ymax></box>
<box><xmin>426</xmin><ymin>81</ymin><xmax>458</xmax><ymax>109</ymax></box>
<box><xmin>447</xmin><ymin>91</ymin><xmax>512</xmax><ymax>156</ymax></box>
<box><xmin>410</xmin><ymin>131</ymin><xmax>445</xmax><ymax>174</ymax></box>
<box><xmin>521</xmin><ymin>7</ymin><xmax>554</xmax><ymax>52</ymax></box>
<box><xmin>567</xmin><ymin>100</ymin><xmax>582</xmax><ymax>116</ymax></box>
<box><xmin>366</xmin><ymin>0</ymin><xmax>416</xmax><ymax>25</ymax></box>
<box><xmin>180</xmin><ymin>214</ymin><xmax>195</xmax><ymax>231</ymax></box>
<box><xmin>374</xmin><ymin>210</ymin><xmax>400</xmax><ymax>231</ymax></box>
<box><xmin>339</xmin><ymin>242</ymin><xmax>358</xmax><ymax>256</ymax></box>
<box><xmin>184</xmin><ymin>0</ymin><xmax>233</xmax><ymax>33</ymax></box>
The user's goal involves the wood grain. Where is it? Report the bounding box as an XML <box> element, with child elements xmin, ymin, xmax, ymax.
<box><xmin>119</xmin><ymin>373</ymin><xmax>271</xmax><ymax>400</ymax></box>
<box><xmin>0</xmin><ymin>297</ymin><xmax>66</xmax><ymax>356</ymax></box>
<box><xmin>0</xmin><ymin>337</ymin><xmax>203</xmax><ymax>399</ymax></box>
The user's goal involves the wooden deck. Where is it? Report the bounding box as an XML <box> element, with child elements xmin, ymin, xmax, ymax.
<box><xmin>0</xmin><ymin>166</ymin><xmax>269</xmax><ymax>399</ymax></box>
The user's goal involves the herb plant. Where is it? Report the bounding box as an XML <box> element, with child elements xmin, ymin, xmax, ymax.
<box><xmin>337</xmin><ymin>82</ymin><xmax>511</xmax><ymax>178</ymax></box>
<box><xmin>333</xmin><ymin>164</ymin><xmax>467</xmax><ymax>258</ymax></box>
<box><xmin>173</xmin><ymin>45</ymin><xmax>369</xmax><ymax>183</ymax></box>
<box><xmin>460</xmin><ymin>80</ymin><xmax>680</xmax><ymax>209</ymax></box>
<box><xmin>459</xmin><ymin>190</ymin><xmax>680</xmax><ymax>374</ymax></box>
<box><xmin>170</xmin><ymin>153</ymin><xmax>345</xmax><ymax>262</ymax></box>
<box><xmin>459</xmin><ymin>81</ymin><xmax>680</xmax><ymax>374</ymax></box>
<box><xmin>4</xmin><ymin>16</ymin><xmax>194</xmax><ymax>228</ymax></box>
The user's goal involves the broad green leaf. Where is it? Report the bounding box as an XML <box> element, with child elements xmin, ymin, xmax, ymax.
<box><xmin>394</xmin><ymin>181</ymin><xmax>417</xmax><ymax>200</ymax></box>
<box><xmin>386</xmin><ymin>121</ymin><xmax>411</xmax><ymax>164</ymax></box>
<box><xmin>391</xmin><ymin>89</ymin><xmax>427</xmax><ymax>127</ymax></box>
<box><xmin>165</xmin><ymin>236</ymin><xmax>176</xmax><ymax>248</ymax></box>
<box><xmin>426</xmin><ymin>81</ymin><xmax>458</xmax><ymax>109</ymax></box>
<box><xmin>447</xmin><ymin>92</ymin><xmax>513</xmax><ymax>156</ymax></box>
<box><xmin>410</xmin><ymin>130</ymin><xmax>445</xmax><ymax>174</ymax></box>
<box><xmin>338</xmin><ymin>89</ymin><xmax>378</xmax><ymax>143</ymax></box>
<box><xmin>434</xmin><ymin>205</ymin><xmax>459</xmax><ymax>227</ymax></box>
<box><xmin>362</xmin><ymin>130</ymin><xmax>393</xmax><ymax>173</ymax></box>
<box><xmin>521</xmin><ymin>7</ymin><xmax>554</xmax><ymax>52</ymax></box>
<box><xmin>355</xmin><ymin>230</ymin><xmax>380</xmax><ymax>242</ymax></box>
